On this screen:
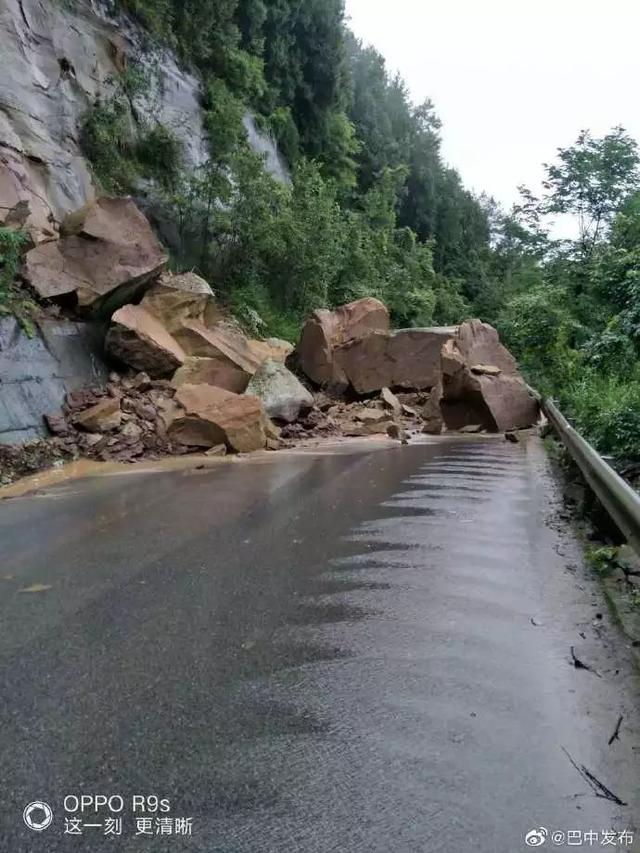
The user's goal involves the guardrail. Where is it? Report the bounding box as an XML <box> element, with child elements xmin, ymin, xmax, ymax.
<box><xmin>541</xmin><ymin>398</ymin><xmax>640</xmax><ymax>555</ymax></box>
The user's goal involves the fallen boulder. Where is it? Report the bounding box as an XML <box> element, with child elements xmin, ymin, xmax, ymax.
<box><xmin>140</xmin><ymin>271</ymin><xmax>217</xmax><ymax>334</ymax></box>
<box><xmin>105</xmin><ymin>305</ymin><xmax>186</xmax><ymax>378</ymax></box>
<box><xmin>175</xmin><ymin>321</ymin><xmax>280</xmax><ymax>381</ymax></box>
<box><xmin>171</xmin><ymin>357</ymin><xmax>249</xmax><ymax>393</ymax></box>
<box><xmin>298</xmin><ymin>297</ymin><xmax>390</xmax><ymax>386</ymax></box>
<box><xmin>455</xmin><ymin>320</ymin><xmax>520</xmax><ymax>373</ymax></box>
<box><xmin>334</xmin><ymin>327</ymin><xmax>456</xmax><ymax>394</ymax></box>
<box><xmin>245</xmin><ymin>359</ymin><xmax>314</xmax><ymax>423</ymax></box>
<box><xmin>23</xmin><ymin>197</ymin><xmax>167</xmax><ymax>315</ymax></box>
<box><xmin>436</xmin><ymin>321</ymin><xmax>539</xmax><ymax>433</ymax></box>
<box><xmin>168</xmin><ymin>384</ymin><xmax>266</xmax><ymax>452</ymax></box>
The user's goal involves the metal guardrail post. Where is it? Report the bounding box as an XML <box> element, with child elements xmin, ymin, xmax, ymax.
<box><xmin>542</xmin><ymin>398</ymin><xmax>640</xmax><ymax>555</ymax></box>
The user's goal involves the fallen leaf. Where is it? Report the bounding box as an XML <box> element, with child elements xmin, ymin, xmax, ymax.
<box><xmin>18</xmin><ymin>583</ymin><xmax>52</xmax><ymax>594</ymax></box>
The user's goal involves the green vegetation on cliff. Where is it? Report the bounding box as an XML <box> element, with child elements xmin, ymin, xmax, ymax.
<box><xmin>85</xmin><ymin>0</ymin><xmax>488</xmax><ymax>340</ymax></box>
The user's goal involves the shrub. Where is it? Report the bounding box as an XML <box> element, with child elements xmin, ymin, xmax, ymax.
<box><xmin>497</xmin><ymin>286</ymin><xmax>580</xmax><ymax>392</ymax></box>
<box><xmin>560</xmin><ymin>372</ymin><xmax>640</xmax><ymax>462</ymax></box>
<box><xmin>81</xmin><ymin>95</ymin><xmax>137</xmax><ymax>193</ymax></box>
<box><xmin>136</xmin><ymin>124</ymin><xmax>184</xmax><ymax>190</ymax></box>
<box><xmin>0</xmin><ymin>227</ymin><xmax>38</xmax><ymax>335</ymax></box>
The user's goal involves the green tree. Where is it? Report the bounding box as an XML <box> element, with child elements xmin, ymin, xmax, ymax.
<box><xmin>541</xmin><ymin>127</ymin><xmax>640</xmax><ymax>258</ymax></box>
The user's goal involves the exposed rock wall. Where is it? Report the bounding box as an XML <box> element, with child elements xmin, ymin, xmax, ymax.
<box><xmin>0</xmin><ymin>316</ymin><xmax>107</xmax><ymax>443</ymax></box>
<box><xmin>0</xmin><ymin>0</ymin><xmax>287</xmax><ymax>242</ymax></box>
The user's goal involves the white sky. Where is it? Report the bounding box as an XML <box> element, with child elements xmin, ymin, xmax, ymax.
<box><xmin>345</xmin><ymin>0</ymin><xmax>640</xmax><ymax>212</ymax></box>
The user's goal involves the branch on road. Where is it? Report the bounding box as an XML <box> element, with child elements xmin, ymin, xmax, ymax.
<box><xmin>561</xmin><ymin>747</ymin><xmax>627</xmax><ymax>806</ymax></box>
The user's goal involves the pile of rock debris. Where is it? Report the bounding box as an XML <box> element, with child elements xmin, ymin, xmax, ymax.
<box><xmin>31</xmin><ymin>289</ymin><xmax>539</xmax><ymax>466</ymax></box>
<box><xmin>1</xmin><ymin>196</ymin><xmax>540</xmax><ymax>482</ymax></box>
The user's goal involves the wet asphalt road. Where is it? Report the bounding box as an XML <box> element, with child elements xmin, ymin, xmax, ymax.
<box><xmin>1</xmin><ymin>436</ymin><xmax>640</xmax><ymax>852</ymax></box>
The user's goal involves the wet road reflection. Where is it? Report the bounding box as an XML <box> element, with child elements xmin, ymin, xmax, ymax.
<box><xmin>1</xmin><ymin>438</ymin><xmax>639</xmax><ymax>852</ymax></box>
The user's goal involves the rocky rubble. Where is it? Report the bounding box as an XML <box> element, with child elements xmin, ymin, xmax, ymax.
<box><xmin>0</xmin><ymin>196</ymin><xmax>540</xmax><ymax>486</ymax></box>
<box><xmin>296</xmin><ymin>300</ymin><xmax>539</xmax><ymax>437</ymax></box>
<box><xmin>18</xmin><ymin>296</ymin><xmax>538</xmax><ymax>480</ymax></box>
<box><xmin>43</xmin><ymin>373</ymin><xmax>182</xmax><ymax>463</ymax></box>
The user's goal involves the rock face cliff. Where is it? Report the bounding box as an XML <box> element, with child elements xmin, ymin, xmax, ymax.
<box><xmin>0</xmin><ymin>0</ymin><xmax>290</xmax><ymax>445</ymax></box>
<box><xmin>0</xmin><ymin>0</ymin><xmax>287</xmax><ymax>243</ymax></box>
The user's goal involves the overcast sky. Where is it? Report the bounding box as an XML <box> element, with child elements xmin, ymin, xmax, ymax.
<box><xmin>345</xmin><ymin>0</ymin><xmax>640</xmax><ymax>212</ymax></box>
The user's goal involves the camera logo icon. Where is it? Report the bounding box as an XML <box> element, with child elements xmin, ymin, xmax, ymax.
<box><xmin>525</xmin><ymin>827</ymin><xmax>548</xmax><ymax>847</ymax></box>
<box><xmin>23</xmin><ymin>801</ymin><xmax>53</xmax><ymax>832</ymax></box>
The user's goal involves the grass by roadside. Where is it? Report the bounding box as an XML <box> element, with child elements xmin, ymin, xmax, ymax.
<box><xmin>544</xmin><ymin>435</ymin><xmax>640</xmax><ymax>660</ymax></box>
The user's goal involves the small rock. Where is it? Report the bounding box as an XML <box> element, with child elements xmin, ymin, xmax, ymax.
<box><xmin>314</xmin><ymin>392</ymin><xmax>335</xmax><ymax>412</ymax></box>
<box><xmin>168</xmin><ymin>384</ymin><xmax>267</xmax><ymax>452</ymax></box>
<box><xmin>262</xmin><ymin>415</ymin><xmax>282</xmax><ymax>442</ymax></box>
<box><xmin>401</xmin><ymin>403</ymin><xmax>420</xmax><ymax>418</ymax></box>
<box><xmin>422</xmin><ymin>419</ymin><xmax>443</xmax><ymax>436</ymax></box>
<box><xmin>281</xmin><ymin>423</ymin><xmax>304</xmax><ymax>439</ymax></box>
<box><xmin>131</xmin><ymin>372</ymin><xmax>153</xmax><ymax>391</ymax></box>
<box><xmin>381</xmin><ymin>387</ymin><xmax>402</xmax><ymax>417</ymax></box>
<box><xmin>150</xmin><ymin>379</ymin><xmax>174</xmax><ymax>391</ymax></box>
<box><xmin>83</xmin><ymin>433</ymin><xmax>105</xmax><ymax>448</ymax></box>
<box><xmin>106</xmin><ymin>384</ymin><xmax>123</xmax><ymax>399</ymax></box>
<box><xmin>65</xmin><ymin>389</ymin><xmax>101</xmax><ymax>411</ymax></box>
<box><xmin>300</xmin><ymin>409</ymin><xmax>326</xmax><ymax>431</ymax></box>
<box><xmin>505</xmin><ymin>431</ymin><xmax>519</xmax><ymax>443</ymax></box>
<box><xmin>120</xmin><ymin>421</ymin><xmax>142</xmax><ymax>439</ymax></box>
<box><xmin>44</xmin><ymin>413</ymin><xmax>70</xmax><ymax>436</ymax></box>
<box><xmin>74</xmin><ymin>398</ymin><xmax>122</xmax><ymax>433</ymax></box>
<box><xmin>387</xmin><ymin>422</ymin><xmax>407</xmax><ymax>442</ymax></box>
<box><xmin>204</xmin><ymin>444</ymin><xmax>227</xmax><ymax>457</ymax></box>
<box><xmin>354</xmin><ymin>407</ymin><xmax>387</xmax><ymax>423</ymax></box>
<box><xmin>459</xmin><ymin>424</ymin><xmax>484</xmax><ymax>434</ymax></box>
<box><xmin>342</xmin><ymin>418</ymin><xmax>395</xmax><ymax>437</ymax></box>
<box><xmin>132</xmin><ymin>401</ymin><xmax>157</xmax><ymax>422</ymax></box>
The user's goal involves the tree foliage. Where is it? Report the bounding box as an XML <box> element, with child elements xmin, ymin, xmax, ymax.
<box><xmin>494</xmin><ymin>128</ymin><xmax>640</xmax><ymax>462</ymax></box>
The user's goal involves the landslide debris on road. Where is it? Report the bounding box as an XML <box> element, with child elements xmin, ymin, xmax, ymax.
<box><xmin>1</xmin><ymin>198</ymin><xmax>540</xmax><ymax>486</ymax></box>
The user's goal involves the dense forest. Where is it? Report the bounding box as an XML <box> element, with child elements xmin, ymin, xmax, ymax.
<box><xmin>6</xmin><ymin>0</ymin><xmax>640</xmax><ymax>464</ymax></box>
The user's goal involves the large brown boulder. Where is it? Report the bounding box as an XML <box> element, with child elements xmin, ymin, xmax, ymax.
<box><xmin>298</xmin><ymin>298</ymin><xmax>390</xmax><ymax>385</ymax></box>
<box><xmin>140</xmin><ymin>271</ymin><xmax>218</xmax><ymax>334</ymax></box>
<box><xmin>105</xmin><ymin>305</ymin><xmax>186</xmax><ymax>378</ymax></box>
<box><xmin>168</xmin><ymin>384</ymin><xmax>266</xmax><ymax>452</ymax></box>
<box><xmin>334</xmin><ymin>327</ymin><xmax>457</xmax><ymax>394</ymax></box>
<box><xmin>437</xmin><ymin>321</ymin><xmax>539</xmax><ymax>433</ymax></box>
<box><xmin>23</xmin><ymin>197</ymin><xmax>167</xmax><ymax>315</ymax></box>
<box><xmin>171</xmin><ymin>357</ymin><xmax>249</xmax><ymax>393</ymax></box>
<box><xmin>174</xmin><ymin>321</ymin><xmax>288</xmax><ymax>382</ymax></box>
<box><xmin>454</xmin><ymin>320</ymin><xmax>518</xmax><ymax>371</ymax></box>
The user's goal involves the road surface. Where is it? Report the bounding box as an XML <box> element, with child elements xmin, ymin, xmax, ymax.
<box><xmin>1</xmin><ymin>436</ymin><xmax>639</xmax><ymax>852</ymax></box>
